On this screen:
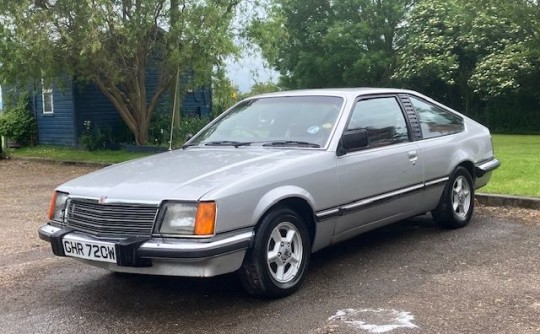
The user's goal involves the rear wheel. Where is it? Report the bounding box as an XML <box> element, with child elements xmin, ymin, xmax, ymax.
<box><xmin>238</xmin><ymin>206</ymin><xmax>311</xmax><ymax>298</ymax></box>
<box><xmin>432</xmin><ymin>167</ymin><xmax>474</xmax><ymax>229</ymax></box>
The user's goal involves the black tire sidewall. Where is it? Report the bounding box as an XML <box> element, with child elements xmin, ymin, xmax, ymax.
<box><xmin>438</xmin><ymin>167</ymin><xmax>475</xmax><ymax>228</ymax></box>
<box><xmin>252</xmin><ymin>207</ymin><xmax>311</xmax><ymax>296</ymax></box>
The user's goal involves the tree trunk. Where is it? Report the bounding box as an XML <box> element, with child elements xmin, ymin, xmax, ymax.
<box><xmin>93</xmin><ymin>70</ymin><xmax>172</xmax><ymax>145</ymax></box>
<box><xmin>136</xmin><ymin>118</ymin><xmax>149</xmax><ymax>145</ymax></box>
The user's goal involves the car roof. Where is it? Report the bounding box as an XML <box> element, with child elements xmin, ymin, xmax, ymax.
<box><xmin>249</xmin><ymin>88</ymin><xmax>417</xmax><ymax>100</ymax></box>
<box><xmin>239</xmin><ymin>87</ymin><xmax>467</xmax><ymax>120</ymax></box>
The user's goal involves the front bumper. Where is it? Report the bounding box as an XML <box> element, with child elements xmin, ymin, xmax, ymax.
<box><xmin>38</xmin><ymin>224</ymin><xmax>253</xmax><ymax>277</ymax></box>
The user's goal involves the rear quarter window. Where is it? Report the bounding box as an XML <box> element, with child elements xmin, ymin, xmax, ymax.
<box><xmin>409</xmin><ymin>96</ymin><xmax>464</xmax><ymax>139</ymax></box>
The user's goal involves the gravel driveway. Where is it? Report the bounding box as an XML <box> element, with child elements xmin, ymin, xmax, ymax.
<box><xmin>0</xmin><ymin>159</ymin><xmax>538</xmax><ymax>334</ymax></box>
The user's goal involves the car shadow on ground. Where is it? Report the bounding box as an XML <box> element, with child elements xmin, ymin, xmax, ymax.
<box><xmin>311</xmin><ymin>214</ymin><xmax>441</xmax><ymax>265</ymax></box>
<box><xmin>50</xmin><ymin>214</ymin><xmax>453</xmax><ymax>324</ymax></box>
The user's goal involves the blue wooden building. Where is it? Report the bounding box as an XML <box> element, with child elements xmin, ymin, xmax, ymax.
<box><xmin>3</xmin><ymin>76</ymin><xmax>211</xmax><ymax>147</ymax></box>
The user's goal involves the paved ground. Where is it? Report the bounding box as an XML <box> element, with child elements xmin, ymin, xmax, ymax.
<box><xmin>0</xmin><ymin>159</ymin><xmax>539</xmax><ymax>334</ymax></box>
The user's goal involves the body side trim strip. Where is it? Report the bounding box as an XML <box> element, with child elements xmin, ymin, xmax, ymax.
<box><xmin>425</xmin><ymin>176</ymin><xmax>450</xmax><ymax>187</ymax></box>
<box><xmin>315</xmin><ymin>175</ymin><xmax>450</xmax><ymax>221</ymax></box>
<box><xmin>341</xmin><ymin>183</ymin><xmax>424</xmax><ymax>211</ymax></box>
<box><xmin>316</xmin><ymin>208</ymin><xmax>341</xmax><ymax>220</ymax></box>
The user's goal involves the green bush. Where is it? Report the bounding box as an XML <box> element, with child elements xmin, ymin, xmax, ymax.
<box><xmin>0</xmin><ymin>93</ymin><xmax>37</xmax><ymax>144</ymax></box>
<box><xmin>79</xmin><ymin>120</ymin><xmax>114</xmax><ymax>151</ymax></box>
<box><xmin>172</xmin><ymin>116</ymin><xmax>210</xmax><ymax>147</ymax></box>
<box><xmin>148</xmin><ymin>111</ymin><xmax>171</xmax><ymax>146</ymax></box>
<box><xmin>149</xmin><ymin>110</ymin><xmax>210</xmax><ymax>148</ymax></box>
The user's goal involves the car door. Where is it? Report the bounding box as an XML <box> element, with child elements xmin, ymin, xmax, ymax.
<box><xmin>334</xmin><ymin>95</ymin><xmax>424</xmax><ymax>240</ymax></box>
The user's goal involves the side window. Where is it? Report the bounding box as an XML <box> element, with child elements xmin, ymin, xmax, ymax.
<box><xmin>409</xmin><ymin>96</ymin><xmax>464</xmax><ymax>139</ymax></box>
<box><xmin>42</xmin><ymin>79</ymin><xmax>54</xmax><ymax>114</ymax></box>
<box><xmin>348</xmin><ymin>97</ymin><xmax>409</xmax><ymax>148</ymax></box>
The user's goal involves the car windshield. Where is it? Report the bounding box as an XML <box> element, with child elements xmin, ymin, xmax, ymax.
<box><xmin>189</xmin><ymin>96</ymin><xmax>344</xmax><ymax>148</ymax></box>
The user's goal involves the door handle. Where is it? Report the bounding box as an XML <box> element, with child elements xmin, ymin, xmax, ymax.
<box><xmin>408</xmin><ymin>150</ymin><xmax>418</xmax><ymax>165</ymax></box>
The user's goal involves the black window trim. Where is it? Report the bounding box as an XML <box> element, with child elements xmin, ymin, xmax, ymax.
<box><xmin>398</xmin><ymin>94</ymin><xmax>423</xmax><ymax>141</ymax></box>
<box><xmin>341</xmin><ymin>93</ymin><xmax>415</xmax><ymax>153</ymax></box>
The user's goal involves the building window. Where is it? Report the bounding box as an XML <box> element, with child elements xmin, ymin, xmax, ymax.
<box><xmin>42</xmin><ymin>80</ymin><xmax>54</xmax><ymax>114</ymax></box>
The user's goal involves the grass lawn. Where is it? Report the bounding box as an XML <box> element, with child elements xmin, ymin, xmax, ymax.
<box><xmin>480</xmin><ymin>134</ymin><xmax>540</xmax><ymax>197</ymax></box>
<box><xmin>8</xmin><ymin>145</ymin><xmax>153</xmax><ymax>164</ymax></box>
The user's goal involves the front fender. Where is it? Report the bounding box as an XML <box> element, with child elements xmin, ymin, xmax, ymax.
<box><xmin>252</xmin><ymin>185</ymin><xmax>316</xmax><ymax>224</ymax></box>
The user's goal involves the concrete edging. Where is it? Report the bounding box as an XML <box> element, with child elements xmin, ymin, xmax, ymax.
<box><xmin>476</xmin><ymin>193</ymin><xmax>540</xmax><ymax>210</ymax></box>
<box><xmin>7</xmin><ymin>156</ymin><xmax>111</xmax><ymax>167</ymax></box>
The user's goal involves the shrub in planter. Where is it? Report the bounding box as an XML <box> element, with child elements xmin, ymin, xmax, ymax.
<box><xmin>0</xmin><ymin>93</ymin><xmax>37</xmax><ymax>145</ymax></box>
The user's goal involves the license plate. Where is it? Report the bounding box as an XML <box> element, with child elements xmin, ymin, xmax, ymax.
<box><xmin>63</xmin><ymin>236</ymin><xmax>117</xmax><ymax>264</ymax></box>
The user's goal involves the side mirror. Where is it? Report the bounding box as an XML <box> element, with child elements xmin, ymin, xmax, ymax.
<box><xmin>342</xmin><ymin>129</ymin><xmax>368</xmax><ymax>151</ymax></box>
<box><xmin>185</xmin><ymin>133</ymin><xmax>193</xmax><ymax>141</ymax></box>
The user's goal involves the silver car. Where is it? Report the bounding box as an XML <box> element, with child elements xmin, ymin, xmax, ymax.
<box><xmin>39</xmin><ymin>88</ymin><xmax>500</xmax><ymax>297</ymax></box>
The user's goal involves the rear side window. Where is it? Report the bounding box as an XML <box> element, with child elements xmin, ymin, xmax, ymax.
<box><xmin>409</xmin><ymin>96</ymin><xmax>464</xmax><ymax>139</ymax></box>
<box><xmin>348</xmin><ymin>97</ymin><xmax>409</xmax><ymax>148</ymax></box>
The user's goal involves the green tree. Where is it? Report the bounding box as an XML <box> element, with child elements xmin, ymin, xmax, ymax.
<box><xmin>491</xmin><ymin>0</ymin><xmax>540</xmax><ymax>101</ymax></box>
<box><xmin>0</xmin><ymin>0</ymin><xmax>241</xmax><ymax>145</ymax></box>
<box><xmin>242</xmin><ymin>81</ymin><xmax>280</xmax><ymax>98</ymax></box>
<box><xmin>394</xmin><ymin>0</ymin><xmax>534</xmax><ymax>112</ymax></box>
<box><xmin>249</xmin><ymin>0</ymin><xmax>414</xmax><ymax>89</ymax></box>
<box><xmin>211</xmin><ymin>67</ymin><xmax>241</xmax><ymax>117</ymax></box>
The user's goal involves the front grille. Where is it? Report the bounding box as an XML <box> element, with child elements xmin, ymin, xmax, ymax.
<box><xmin>66</xmin><ymin>200</ymin><xmax>159</xmax><ymax>237</ymax></box>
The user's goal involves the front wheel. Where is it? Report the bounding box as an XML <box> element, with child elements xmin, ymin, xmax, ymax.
<box><xmin>432</xmin><ymin>167</ymin><xmax>475</xmax><ymax>229</ymax></box>
<box><xmin>238</xmin><ymin>206</ymin><xmax>311</xmax><ymax>298</ymax></box>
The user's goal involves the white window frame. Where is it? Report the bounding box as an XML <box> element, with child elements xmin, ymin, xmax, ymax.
<box><xmin>42</xmin><ymin>79</ymin><xmax>54</xmax><ymax>114</ymax></box>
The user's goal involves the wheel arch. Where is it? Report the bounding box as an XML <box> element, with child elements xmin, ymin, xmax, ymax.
<box><xmin>438</xmin><ymin>160</ymin><xmax>476</xmax><ymax>205</ymax></box>
<box><xmin>456</xmin><ymin>160</ymin><xmax>475</xmax><ymax>180</ymax></box>
<box><xmin>252</xmin><ymin>187</ymin><xmax>317</xmax><ymax>248</ymax></box>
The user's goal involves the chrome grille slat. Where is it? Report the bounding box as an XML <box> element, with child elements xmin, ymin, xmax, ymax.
<box><xmin>70</xmin><ymin>211</ymin><xmax>154</xmax><ymax>223</ymax></box>
<box><xmin>66</xmin><ymin>200</ymin><xmax>158</xmax><ymax>237</ymax></box>
<box><xmin>67</xmin><ymin>218</ymin><xmax>152</xmax><ymax>231</ymax></box>
<box><xmin>73</xmin><ymin>205</ymin><xmax>157</xmax><ymax>214</ymax></box>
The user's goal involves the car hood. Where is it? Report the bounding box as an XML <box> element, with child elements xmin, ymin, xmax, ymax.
<box><xmin>58</xmin><ymin>148</ymin><xmax>321</xmax><ymax>204</ymax></box>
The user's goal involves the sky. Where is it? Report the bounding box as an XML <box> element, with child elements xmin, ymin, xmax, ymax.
<box><xmin>226</xmin><ymin>50</ymin><xmax>279</xmax><ymax>92</ymax></box>
<box><xmin>226</xmin><ymin>1</ymin><xmax>279</xmax><ymax>93</ymax></box>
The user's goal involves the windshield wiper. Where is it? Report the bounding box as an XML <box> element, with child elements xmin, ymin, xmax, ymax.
<box><xmin>181</xmin><ymin>143</ymin><xmax>200</xmax><ymax>149</ymax></box>
<box><xmin>204</xmin><ymin>141</ymin><xmax>252</xmax><ymax>148</ymax></box>
<box><xmin>262</xmin><ymin>140</ymin><xmax>320</xmax><ymax>148</ymax></box>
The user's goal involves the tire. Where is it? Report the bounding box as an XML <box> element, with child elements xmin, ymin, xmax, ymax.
<box><xmin>238</xmin><ymin>206</ymin><xmax>311</xmax><ymax>298</ymax></box>
<box><xmin>432</xmin><ymin>166</ymin><xmax>475</xmax><ymax>229</ymax></box>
